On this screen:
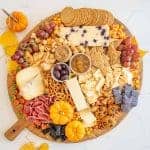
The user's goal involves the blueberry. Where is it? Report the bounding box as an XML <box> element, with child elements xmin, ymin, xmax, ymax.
<box><xmin>112</xmin><ymin>87</ymin><xmax>122</xmax><ymax>96</ymax></box>
<box><xmin>101</xmin><ymin>29</ymin><xmax>106</xmax><ymax>36</ymax></box>
<box><xmin>83</xmin><ymin>29</ymin><xmax>87</xmax><ymax>33</ymax></box>
<box><xmin>65</xmin><ymin>34</ymin><xmax>69</xmax><ymax>40</ymax></box>
<box><xmin>93</xmin><ymin>39</ymin><xmax>97</xmax><ymax>43</ymax></box>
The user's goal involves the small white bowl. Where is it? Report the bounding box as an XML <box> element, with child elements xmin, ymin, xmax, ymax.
<box><xmin>51</xmin><ymin>62</ymin><xmax>70</xmax><ymax>83</ymax></box>
<box><xmin>70</xmin><ymin>53</ymin><xmax>91</xmax><ymax>75</ymax></box>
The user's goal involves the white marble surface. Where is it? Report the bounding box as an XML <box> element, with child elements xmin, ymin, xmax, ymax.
<box><xmin>0</xmin><ymin>0</ymin><xmax>150</xmax><ymax>149</ymax></box>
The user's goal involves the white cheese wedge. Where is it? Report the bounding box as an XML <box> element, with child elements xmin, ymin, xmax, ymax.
<box><xmin>122</xmin><ymin>68</ymin><xmax>133</xmax><ymax>85</ymax></box>
<box><xmin>66</xmin><ymin>77</ymin><xmax>89</xmax><ymax>111</ymax></box>
<box><xmin>59</xmin><ymin>25</ymin><xmax>110</xmax><ymax>47</ymax></box>
<box><xmin>80</xmin><ymin>111</ymin><xmax>96</xmax><ymax>127</ymax></box>
<box><xmin>16</xmin><ymin>66</ymin><xmax>44</xmax><ymax>100</ymax></box>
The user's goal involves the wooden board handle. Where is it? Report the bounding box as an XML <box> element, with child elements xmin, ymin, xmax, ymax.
<box><xmin>5</xmin><ymin>119</ymin><xmax>29</xmax><ymax>141</ymax></box>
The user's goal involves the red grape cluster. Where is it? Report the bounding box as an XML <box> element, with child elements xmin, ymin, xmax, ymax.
<box><xmin>11</xmin><ymin>50</ymin><xmax>28</xmax><ymax>68</ymax></box>
<box><xmin>119</xmin><ymin>37</ymin><xmax>140</xmax><ymax>68</ymax></box>
<box><xmin>36</xmin><ymin>22</ymin><xmax>56</xmax><ymax>39</ymax></box>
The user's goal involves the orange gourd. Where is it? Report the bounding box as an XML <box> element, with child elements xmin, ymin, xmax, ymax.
<box><xmin>50</xmin><ymin>101</ymin><xmax>74</xmax><ymax>125</ymax></box>
<box><xmin>6</xmin><ymin>11</ymin><xmax>28</xmax><ymax>32</ymax></box>
<box><xmin>65</xmin><ymin>121</ymin><xmax>85</xmax><ymax>142</ymax></box>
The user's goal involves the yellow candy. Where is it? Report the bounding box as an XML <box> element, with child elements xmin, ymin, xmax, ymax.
<box><xmin>7</xmin><ymin>60</ymin><xmax>19</xmax><ymax>72</ymax></box>
<box><xmin>38</xmin><ymin>143</ymin><xmax>49</xmax><ymax>150</ymax></box>
<box><xmin>19</xmin><ymin>142</ymin><xmax>36</xmax><ymax>150</ymax></box>
<box><xmin>0</xmin><ymin>30</ymin><xmax>18</xmax><ymax>57</ymax></box>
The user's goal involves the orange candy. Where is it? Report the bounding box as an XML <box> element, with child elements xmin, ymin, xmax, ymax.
<box><xmin>65</xmin><ymin>121</ymin><xmax>85</xmax><ymax>142</ymax></box>
<box><xmin>6</xmin><ymin>11</ymin><xmax>28</xmax><ymax>32</ymax></box>
<box><xmin>50</xmin><ymin>101</ymin><xmax>74</xmax><ymax>125</ymax></box>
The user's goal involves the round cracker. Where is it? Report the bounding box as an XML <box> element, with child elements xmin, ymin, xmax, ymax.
<box><xmin>61</xmin><ymin>7</ymin><xmax>75</xmax><ymax>25</ymax></box>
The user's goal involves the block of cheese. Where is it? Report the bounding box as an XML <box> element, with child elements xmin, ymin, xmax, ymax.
<box><xmin>65</xmin><ymin>77</ymin><xmax>89</xmax><ymax>111</ymax></box>
<box><xmin>80</xmin><ymin>110</ymin><xmax>96</xmax><ymax>127</ymax></box>
<box><xmin>59</xmin><ymin>25</ymin><xmax>110</xmax><ymax>47</ymax></box>
<box><xmin>16</xmin><ymin>66</ymin><xmax>44</xmax><ymax>100</ymax></box>
<box><xmin>66</xmin><ymin>77</ymin><xmax>96</xmax><ymax>127</ymax></box>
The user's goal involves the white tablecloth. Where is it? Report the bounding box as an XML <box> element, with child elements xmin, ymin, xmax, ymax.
<box><xmin>0</xmin><ymin>0</ymin><xmax>150</xmax><ymax>149</ymax></box>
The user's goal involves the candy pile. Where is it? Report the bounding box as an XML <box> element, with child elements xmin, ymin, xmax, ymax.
<box><xmin>112</xmin><ymin>84</ymin><xmax>139</xmax><ymax>112</ymax></box>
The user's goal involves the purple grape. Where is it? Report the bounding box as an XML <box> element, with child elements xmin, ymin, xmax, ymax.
<box><xmin>12</xmin><ymin>53</ymin><xmax>20</xmax><ymax>60</ymax></box>
<box><xmin>53</xmin><ymin>70</ymin><xmax>61</xmax><ymax>79</ymax></box>
<box><xmin>50</xmin><ymin>22</ymin><xmax>56</xmax><ymax>28</ymax></box>
<box><xmin>16</xmin><ymin>50</ymin><xmax>24</xmax><ymax>57</ymax></box>
<box><xmin>121</xmin><ymin>104</ymin><xmax>131</xmax><ymax>112</ymax></box>
<box><xmin>32</xmin><ymin>44</ymin><xmax>39</xmax><ymax>52</ymax></box>
<box><xmin>61</xmin><ymin>70</ymin><xmax>68</xmax><ymax>76</ymax></box>
<box><xmin>18</xmin><ymin>58</ymin><xmax>25</xmax><ymax>64</ymax></box>
<box><xmin>60</xmin><ymin>75</ymin><xmax>68</xmax><ymax>81</ymax></box>
<box><xmin>21</xmin><ymin>61</ymin><xmax>28</xmax><ymax>68</ymax></box>
<box><xmin>61</xmin><ymin>64</ymin><xmax>67</xmax><ymax>69</ymax></box>
<box><xmin>54</xmin><ymin>64</ymin><xmax>62</xmax><ymax>71</ymax></box>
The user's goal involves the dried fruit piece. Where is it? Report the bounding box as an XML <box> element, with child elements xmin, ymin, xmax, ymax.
<box><xmin>6</xmin><ymin>11</ymin><xmax>28</xmax><ymax>32</ymax></box>
<box><xmin>65</xmin><ymin>121</ymin><xmax>85</xmax><ymax>142</ymax></box>
<box><xmin>50</xmin><ymin>101</ymin><xmax>74</xmax><ymax>125</ymax></box>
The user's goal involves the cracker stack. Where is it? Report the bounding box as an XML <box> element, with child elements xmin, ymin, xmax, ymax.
<box><xmin>61</xmin><ymin>7</ymin><xmax>114</xmax><ymax>26</ymax></box>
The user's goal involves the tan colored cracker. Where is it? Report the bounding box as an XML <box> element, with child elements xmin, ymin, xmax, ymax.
<box><xmin>79</xmin><ymin>8</ymin><xmax>89</xmax><ymax>25</ymax></box>
<box><xmin>86</xmin><ymin>8</ymin><xmax>95</xmax><ymax>25</ymax></box>
<box><xmin>107</xmin><ymin>44</ymin><xmax>121</xmax><ymax>65</ymax></box>
<box><xmin>61</xmin><ymin>7</ymin><xmax>75</xmax><ymax>25</ymax></box>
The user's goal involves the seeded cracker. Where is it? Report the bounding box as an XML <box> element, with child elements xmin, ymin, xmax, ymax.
<box><xmin>61</xmin><ymin>7</ymin><xmax>75</xmax><ymax>25</ymax></box>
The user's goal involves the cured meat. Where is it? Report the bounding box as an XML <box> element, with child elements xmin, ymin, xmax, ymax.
<box><xmin>23</xmin><ymin>95</ymin><xmax>55</xmax><ymax>125</ymax></box>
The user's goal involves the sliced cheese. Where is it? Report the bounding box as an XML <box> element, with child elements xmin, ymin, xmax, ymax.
<box><xmin>16</xmin><ymin>66</ymin><xmax>44</xmax><ymax>100</ymax></box>
<box><xmin>66</xmin><ymin>77</ymin><xmax>89</xmax><ymax>111</ymax></box>
<box><xmin>80</xmin><ymin>111</ymin><xmax>96</xmax><ymax>127</ymax></box>
<box><xmin>66</xmin><ymin>77</ymin><xmax>96</xmax><ymax>127</ymax></box>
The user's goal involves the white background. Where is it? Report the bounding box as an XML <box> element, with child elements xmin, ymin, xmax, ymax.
<box><xmin>0</xmin><ymin>0</ymin><xmax>150</xmax><ymax>150</ymax></box>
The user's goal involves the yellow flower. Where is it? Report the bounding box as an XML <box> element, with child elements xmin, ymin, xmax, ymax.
<box><xmin>38</xmin><ymin>143</ymin><xmax>49</xmax><ymax>150</ymax></box>
<box><xmin>19</xmin><ymin>142</ymin><xmax>36</xmax><ymax>150</ymax></box>
<box><xmin>0</xmin><ymin>30</ymin><xmax>18</xmax><ymax>57</ymax></box>
<box><xmin>7</xmin><ymin>60</ymin><xmax>19</xmax><ymax>72</ymax></box>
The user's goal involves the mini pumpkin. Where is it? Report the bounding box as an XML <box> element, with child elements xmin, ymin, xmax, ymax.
<box><xmin>65</xmin><ymin>120</ymin><xmax>85</xmax><ymax>142</ymax></box>
<box><xmin>6</xmin><ymin>11</ymin><xmax>28</xmax><ymax>32</ymax></box>
<box><xmin>50</xmin><ymin>101</ymin><xmax>74</xmax><ymax>125</ymax></box>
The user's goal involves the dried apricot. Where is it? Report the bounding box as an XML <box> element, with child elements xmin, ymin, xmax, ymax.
<box><xmin>50</xmin><ymin>101</ymin><xmax>74</xmax><ymax>125</ymax></box>
<box><xmin>65</xmin><ymin>121</ymin><xmax>85</xmax><ymax>142</ymax></box>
